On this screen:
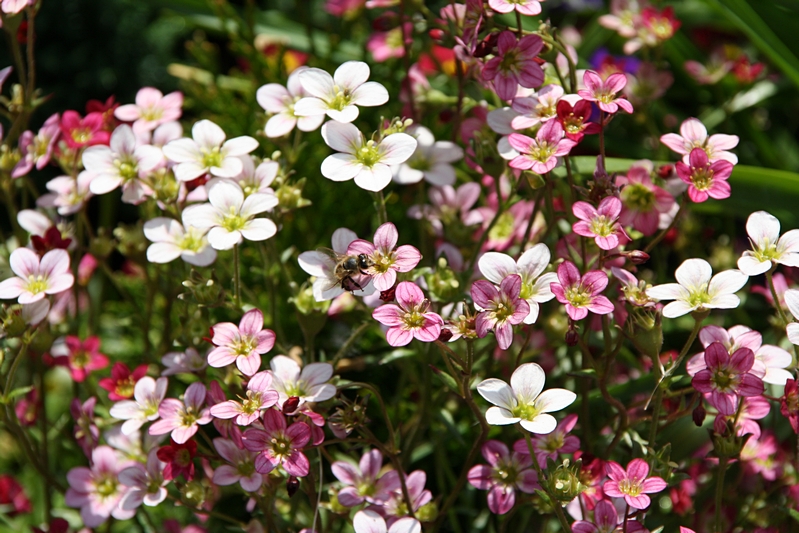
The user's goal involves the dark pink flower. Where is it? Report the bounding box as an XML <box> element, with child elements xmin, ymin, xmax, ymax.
<box><xmin>572</xmin><ymin>196</ymin><xmax>630</xmax><ymax>250</ymax></box>
<box><xmin>550</xmin><ymin>261</ymin><xmax>613</xmax><ymax>321</ymax></box>
<box><xmin>675</xmin><ymin>147</ymin><xmax>733</xmax><ymax>203</ymax></box>
<box><xmin>156</xmin><ymin>439</ymin><xmax>198</xmax><ymax>481</ymax></box>
<box><xmin>526</xmin><ymin>413</ymin><xmax>580</xmax><ymax>467</ymax></box>
<box><xmin>60</xmin><ymin>110</ymin><xmax>110</xmax><ymax>149</ymax></box>
<box><xmin>53</xmin><ymin>336</ymin><xmax>109</xmax><ymax>382</ymax></box>
<box><xmin>242</xmin><ymin>409</ymin><xmax>312</xmax><ymax>477</ymax></box>
<box><xmin>508</xmin><ymin>120</ymin><xmax>577</xmax><ymax>174</ymax></box>
<box><xmin>98</xmin><ymin>362</ymin><xmax>148</xmax><ymax>401</ymax></box>
<box><xmin>572</xmin><ymin>499</ymin><xmax>646</xmax><ymax>533</ymax></box>
<box><xmin>603</xmin><ymin>458</ymin><xmax>667</xmax><ymax>510</ymax></box>
<box><xmin>332</xmin><ymin>449</ymin><xmax>400</xmax><ymax>507</ymax></box>
<box><xmin>468</xmin><ymin>440</ymin><xmax>538</xmax><ymax>515</ymax></box>
<box><xmin>209</xmin><ymin>371</ymin><xmax>279</xmax><ymax>426</ymax></box>
<box><xmin>481</xmin><ymin>31</ymin><xmax>545</xmax><ymax>101</ymax></box>
<box><xmin>615</xmin><ymin>163</ymin><xmax>676</xmax><ymax>236</ymax></box>
<box><xmin>578</xmin><ymin>70</ymin><xmax>633</xmax><ymax>114</ymax></box>
<box><xmin>207</xmin><ymin>308</ymin><xmax>276</xmax><ymax>376</ymax></box>
<box><xmin>0</xmin><ymin>475</ymin><xmax>31</xmax><ymax>516</ymax></box>
<box><xmin>781</xmin><ymin>378</ymin><xmax>799</xmax><ymax>434</ymax></box>
<box><xmin>471</xmin><ymin>274</ymin><xmax>530</xmax><ymax>350</ymax></box>
<box><xmin>372</xmin><ymin>281</ymin><xmax>443</xmax><ymax>346</ymax></box>
<box><xmin>348</xmin><ymin>222</ymin><xmax>421</xmax><ymax>291</ymax></box>
<box><xmin>691</xmin><ymin>341</ymin><xmax>764</xmax><ymax>416</ymax></box>
<box><xmin>556</xmin><ymin>99</ymin><xmax>600</xmax><ymax>143</ymax></box>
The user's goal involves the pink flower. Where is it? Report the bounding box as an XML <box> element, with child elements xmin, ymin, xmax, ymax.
<box><xmin>115</xmin><ymin>87</ymin><xmax>183</xmax><ymax>134</ymax></box>
<box><xmin>660</xmin><ymin>117</ymin><xmax>739</xmax><ymax>165</ymax></box>
<box><xmin>12</xmin><ymin>113</ymin><xmax>60</xmax><ymax>178</ymax></box>
<box><xmin>526</xmin><ymin>413</ymin><xmax>580</xmax><ymax>467</ymax></box>
<box><xmin>481</xmin><ymin>31</ymin><xmax>545</xmax><ymax>101</ymax></box>
<box><xmin>52</xmin><ymin>336</ymin><xmax>109</xmax><ymax>382</ymax></box>
<box><xmin>572</xmin><ymin>499</ymin><xmax>646</xmax><ymax>533</ymax></box>
<box><xmin>471</xmin><ymin>274</ymin><xmax>530</xmax><ymax>350</ymax></box>
<box><xmin>209</xmin><ymin>371</ymin><xmax>279</xmax><ymax>425</ymax></box>
<box><xmin>0</xmin><ymin>248</ymin><xmax>74</xmax><ymax>304</ymax></box>
<box><xmin>348</xmin><ymin>222</ymin><xmax>421</xmax><ymax>291</ymax></box>
<box><xmin>675</xmin><ymin>147</ymin><xmax>733</xmax><ymax>203</ymax></box>
<box><xmin>556</xmin><ymin>98</ymin><xmax>600</xmax><ymax>143</ymax></box>
<box><xmin>572</xmin><ymin>197</ymin><xmax>630</xmax><ymax>250</ymax></box>
<box><xmin>603</xmin><ymin>458</ymin><xmax>667</xmax><ymax>510</ymax></box>
<box><xmin>37</xmin><ymin>171</ymin><xmax>95</xmax><ymax>215</ymax></box>
<box><xmin>550</xmin><ymin>261</ymin><xmax>613</xmax><ymax>321</ymax></box>
<box><xmin>332</xmin><ymin>449</ymin><xmax>401</xmax><ymax>507</ymax></box>
<box><xmin>510</xmin><ymin>84</ymin><xmax>564</xmax><ymax>130</ymax></box>
<box><xmin>207</xmin><ymin>308</ymin><xmax>276</xmax><ymax>376</ymax></box>
<box><xmin>615</xmin><ymin>163</ymin><xmax>675</xmax><ymax>236</ymax></box>
<box><xmin>372</xmin><ymin>282</ymin><xmax>443</xmax><ymax>346</ymax></box>
<box><xmin>256</xmin><ymin>67</ymin><xmax>325</xmax><ymax>138</ymax></box>
<box><xmin>99</xmin><ymin>362</ymin><xmax>148</xmax><ymax>401</ymax></box>
<box><xmin>60</xmin><ymin>111</ymin><xmax>110</xmax><ymax>149</ymax></box>
<box><xmin>508</xmin><ymin>120</ymin><xmax>577</xmax><ymax>174</ymax></box>
<box><xmin>691</xmin><ymin>341</ymin><xmax>764</xmax><ymax>416</ymax></box>
<box><xmin>406</xmin><ymin>183</ymin><xmax>482</xmax><ymax>236</ymax></box>
<box><xmin>467</xmin><ymin>440</ymin><xmax>538</xmax><ymax>515</ymax></box>
<box><xmin>212</xmin><ymin>437</ymin><xmax>263</xmax><ymax>492</ymax></box>
<box><xmin>242</xmin><ymin>409</ymin><xmax>312</xmax><ymax>477</ymax></box>
<box><xmin>149</xmin><ymin>382</ymin><xmax>212</xmax><ymax>444</ymax></box>
<box><xmin>577</xmin><ymin>70</ymin><xmax>634</xmax><ymax>114</ymax></box>
<box><xmin>487</xmin><ymin>0</ymin><xmax>542</xmax><ymax>16</ymax></box>
<box><xmin>118</xmin><ymin>449</ymin><xmax>168</xmax><ymax>510</ymax></box>
<box><xmin>367</xmin><ymin>24</ymin><xmax>411</xmax><ymax>62</ymax></box>
<box><xmin>353</xmin><ymin>510</ymin><xmax>421</xmax><ymax>533</ymax></box>
<box><xmin>65</xmin><ymin>446</ymin><xmax>135</xmax><ymax>528</ymax></box>
<box><xmin>381</xmin><ymin>470</ymin><xmax>433</xmax><ymax>521</ymax></box>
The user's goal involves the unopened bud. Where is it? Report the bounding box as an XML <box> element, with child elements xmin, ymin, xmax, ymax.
<box><xmin>283</xmin><ymin>396</ymin><xmax>301</xmax><ymax>415</ymax></box>
<box><xmin>565</xmin><ymin>329</ymin><xmax>579</xmax><ymax>347</ymax></box>
<box><xmin>286</xmin><ymin>476</ymin><xmax>300</xmax><ymax>497</ymax></box>
<box><xmin>692</xmin><ymin>404</ymin><xmax>706</xmax><ymax>427</ymax></box>
<box><xmin>438</xmin><ymin>329</ymin><xmax>453</xmax><ymax>343</ymax></box>
<box><xmin>626</xmin><ymin>250</ymin><xmax>650</xmax><ymax>265</ymax></box>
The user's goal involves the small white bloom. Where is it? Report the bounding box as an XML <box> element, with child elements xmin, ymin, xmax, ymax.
<box><xmin>321</xmin><ymin>121</ymin><xmax>417</xmax><ymax>192</ymax></box>
<box><xmin>182</xmin><ymin>180</ymin><xmax>278</xmax><ymax>250</ymax></box>
<box><xmin>109</xmin><ymin>376</ymin><xmax>168</xmax><ymax>435</ymax></box>
<box><xmin>477</xmin><ymin>362</ymin><xmax>576</xmax><ymax>434</ymax></box>
<box><xmin>737</xmin><ymin>210</ymin><xmax>799</xmax><ymax>276</ymax></box>
<box><xmin>646</xmin><ymin>258</ymin><xmax>748</xmax><ymax>318</ymax></box>
<box><xmin>268</xmin><ymin>355</ymin><xmax>336</xmax><ymax>406</ymax></box>
<box><xmin>162</xmin><ymin>119</ymin><xmax>259</xmax><ymax>182</ymax></box>
<box><xmin>393</xmin><ymin>125</ymin><xmax>463</xmax><ymax>186</ymax></box>
<box><xmin>143</xmin><ymin>217</ymin><xmax>217</xmax><ymax>267</ymax></box>
<box><xmin>230</xmin><ymin>155</ymin><xmax>278</xmax><ymax>197</ymax></box>
<box><xmin>37</xmin><ymin>171</ymin><xmax>94</xmax><ymax>215</ymax></box>
<box><xmin>257</xmin><ymin>66</ymin><xmax>325</xmax><ymax>137</ymax></box>
<box><xmin>294</xmin><ymin>61</ymin><xmax>389</xmax><ymax>124</ymax></box>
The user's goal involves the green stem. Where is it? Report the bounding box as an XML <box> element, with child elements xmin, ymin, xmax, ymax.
<box><xmin>714</xmin><ymin>457</ymin><xmax>729</xmax><ymax>532</ymax></box>
<box><xmin>374</xmin><ymin>190</ymin><xmax>388</xmax><ymax>226</ymax></box>
<box><xmin>233</xmin><ymin>243</ymin><xmax>241</xmax><ymax>309</ymax></box>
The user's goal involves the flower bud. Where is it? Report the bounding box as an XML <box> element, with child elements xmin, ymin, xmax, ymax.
<box><xmin>548</xmin><ymin>460</ymin><xmax>586</xmax><ymax>502</ymax></box>
<box><xmin>182</xmin><ymin>480</ymin><xmax>207</xmax><ymax>508</ymax></box>
<box><xmin>416</xmin><ymin>501</ymin><xmax>438</xmax><ymax>522</ymax></box>
<box><xmin>0</xmin><ymin>306</ymin><xmax>28</xmax><ymax>339</ymax></box>
<box><xmin>380</xmin><ymin>287</ymin><xmax>396</xmax><ymax>302</ymax></box>
<box><xmin>523</xmin><ymin>171</ymin><xmax>546</xmax><ymax>190</ymax></box>
<box><xmin>437</xmin><ymin>329</ymin><xmax>453</xmax><ymax>343</ymax></box>
<box><xmin>276</xmin><ymin>177</ymin><xmax>312</xmax><ymax>212</ymax></box>
<box><xmin>286</xmin><ymin>476</ymin><xmax>300</xmax><ymax>497</ymax></box>
<box><xmin>692</xmin><ymin>404</ymin><xmax>706</xmax><ymax>427</ymax></box>
<box><xmin>179</xmin><ymin>270</ymin><xmax>224</xmax><ymax>307</ymax></box>
<box><xmin>283</xmin><ymin>396</ymin><xmax>301</xmax><ymax>415</ymax></box>
<box><xmin>626</xmin><ymin>250</ymin><xmax>650</xmax><ymax>265</ymax></box>
<box><xmin>710</xmin><ymin>422</ymin><xmax>752</xmax><ymax>459</ymax></box>
<box><xmin>564</xmin><ymin>328</ymin><xmax>579</xmax><ymax>347</ymax></box>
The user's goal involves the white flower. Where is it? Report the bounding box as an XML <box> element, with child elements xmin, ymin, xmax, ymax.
<box><xmin>487</xmin><ymin>107</ymin><xmax>521</xmax><ymax>160</ymax></box>
<box><xmin>37</xmin><ymin>171</ymin><xmax>94</xmax><ymax>216</ymax></box>
<box><xmin>353</xmin><ymin>509</ymin><xmax>421</xmax><ymax>533</ymax></box>
<box><xmin>109</xmin><ymin>377</ymin><xmax>168</xmax><ymax>435</ymax></box>
<box><xmin>477</xmin><ymin>243</ymin><xmax>557</xmax><ymax>324</ymax></box>
<box><xmin>737</xmin><ymin>211</ymin><xmax>799</xmax><ymax>276</ymax></box>
<box><xmin>182</xmin><ymin>180</ymin><xmax>278</xmax><ymax>250</ymax></box>
<box><xmin>321</xmin><ymin>121</ymin><xmax>416</xmax><ymax>192</ymax></box>
<box><xmin>230</xmin><ymin>155</ymin><xmax>278</xmax><ymax>197</ymax></box>
<box><xmin>477</xmin><ymin>362</ymin><xmax>576</xmax><ymax>434</ymax></box>
<box><xmin>162</xmin><ymin>120</ymin><xmax>259</xmax><ymax>182</ymax></box>
<box><xmin>257</xmin><ymin>66</ymin><xmax>325</xmax><ymax>138</ymax></box>
<box><xmin>298</xmin><ymin>227</ymin><xmax>375</xmax><ymax>302</ymax></box>
<box><xmin>294</xmin><ymin>61</ymin><xmax>389</xmax><ymax>123</ymax></box>
<box><xmin>646</xmin><ymin>258</ymin><xmax>748</xmax><ymax>318</ymax></box>
<box><xmin>143</xmin><ymin>217</ymin><xmax>216</xmax><ymax>266</ymax></box>
<box><xmin>268</xmin><ymin>355</ymin><xmax>336</xmax><ymax>406</ymax></box>
<box><xmin>393</xmin><ymin>125</ymin><xmax>463</xmax><ymax>186</ymax></box>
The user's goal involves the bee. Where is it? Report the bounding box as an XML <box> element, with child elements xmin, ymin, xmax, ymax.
<box><xmin>317</xmin><ymin>248</ymin><xmax>374</xmax><ymax>292</ymax></box>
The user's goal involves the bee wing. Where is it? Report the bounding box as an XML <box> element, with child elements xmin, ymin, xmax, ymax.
<box><xmin>316</xmin><ymin>247</ymin><xmax>345</xmax><ymax>262</ymax></box>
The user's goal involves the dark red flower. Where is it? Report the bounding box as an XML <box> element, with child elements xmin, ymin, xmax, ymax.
<box><xmin>157</xmin><ymin>439</ymin><xmax>198</xmax><ymax>481</ymax></box>
<box><xmin>0</xmin><ymin>475</ymin><xmax>32</xmax><ymax>515</ymax></box>
<box><xmin>98</xmin><ymin>362</ymin><xmax>148</xmax><ymax>401</ymax></box>
<box><xmin>31</xmin><ymin>226</ymin><xmax>72</xmax><ymax>255</ymax></box>
<box><xmin>85</xmin><ymin>95</ymin><xmax>119</xmax><ymax>132</ymax></box>
<box><xmin>781</xmin><ymin>379</ymin><xmax>799</xmax><ymax>434</ymax></box>
<box><xmin>556</xmin><ymin>99</ymin><xmax>600</xmax><ymax>142</ymax></box>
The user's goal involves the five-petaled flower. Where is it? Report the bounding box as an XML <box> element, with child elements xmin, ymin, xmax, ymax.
<box><xmin>578</xmin><ymin>70</ymin><xmax>634</xmax><ymax>114</ymax></box>
<box><xmin>572</xmin><ymin>196</ymin><xmax>630</xmax><ymax>250</ymax></box>
<box><xmin>471</xmin><ymin>274</ymin><xmax>530</xmax><ymax>350</ymax></box>
<box><xmin>477</xmin><ymin>362</ymin><xmax>576</xmax><ymax>434</ymax></box>
<box><xmin>268</xmin><ymin>355</ymin><xmax>336</xmax><ymax>407</ymax></box>
<box><xmin>0</xmin><ymin>247</ymin><xmax>74</xmax><ymax>304</ymax></box>
<box><xmin>372</xmin><ymin>281</ymin><xmax>443</xmax><ymax>346</ymax></box>
<box><xmin>207</xmin><ymin>308</ymin><xmax>276</xmax><ymax>376</ymax></box>
<box><xmin>603</xmin><ymin>458</ymin><xmax>668</xmax><ymax>510</ymax></box>
<box><xmin>481</xmin><ymin>31</ymin><xmax>545</xmax><ymax>101</ymax></box>
<box><xmin>331</xmin><ymin>449</ymin><xmax>401</xmax><ymax>507</ymax></box>
<box><xmin>550</xmin><ymin>261</ymin><xmax>613</xmax><ymax>321</ymax></box>
<box><xmin>737</xmin><ymin>210</ymin><xmax>799</xmax><ymax>276</ymax></box>
<box><xmin>508</xmin><ymin>120</ymin><xmax>577</xmax><ymax>174</ymax></box>
<box><xmin>348</xmin><ymin>222</ymin><xmax>421</xmax><ymax>291</ymax></box>
<box><xmin>143</xmin><ymin>216</ymin><xmax>216</xmax><ymax>267</ymax></box>
<box><xmin>51</xmin><ymin>335</ymin><xmax>109</xmax><ymax>382</ymax></box>
<box><xmin>660</xmin><ymin>117</ymin><xmax>739</xmax><ymax>165</ymax></box>
<box><xmin>675</xmin><ymin>147</ymin><xmax>733</xmax><ymax>203</ymax></box>
<box><xmin>257</xmin><ymin>67</ymin><xmax>326</xmax><ymax>138</ymax></box>
<box><xmin>467</xmin><ymin>440</ymin><xmax>539</xmax><ymax>515</ymax></box>
<box><xmin>691</xmin><ymin>341</ymin><xmax>764</xmax><ymax>416</ymax></box>
<box><xmin>209</xmin><ymin>371</ymin><xmax>279</xmax><ymax>425</ymax></box>
<box><xmin>149</xmin><ymin>382</ymin><xmax>212</xmax><ymax>444</ymax></box>
<box><xmin>242</xmin><ymin>409</ymin><xmax>312</xmax><ymax>476</ymax></box>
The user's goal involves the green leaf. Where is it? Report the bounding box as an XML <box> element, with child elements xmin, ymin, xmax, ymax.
<box><xmin>430</xmin><ymin>365</ymin><xmax>462</xmax><ymax>395</ymax></box>
<box><xmin>0</xmin><ymin>385</ymin><xmax>33</xmax><ymax>404</ymax></box>
<box><xmin>379</xmin><ymin>348</ymin><xmax>416</xmax><ymax>365</ymax></box>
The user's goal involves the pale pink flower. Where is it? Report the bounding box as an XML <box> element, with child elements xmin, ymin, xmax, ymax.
<box><xmin>646</xmin><ymin>258</ymin><xmax>747</xmax><ymax>318</ymax></box>
<box><xmin>675</xmin><ymin>147</ymin><xmax>733</xmax><ymax>203</ymax></box>
<box><xmin>257</xmin><ymin>67</ymin><xmax>325</xmax><ymax>138</ymax></box>
<box><xmin>143</xmin><ymin>217</ymin><xmax>216</xmax><ymax>267</ymax></box>
<box><xmin>115</xmin><ymin>87</ymin><xmax>184</xmax><ymax>134</ymax></box>
<box><xmin>477</xmin><ymin>362</ymin><xmax>576</xmax><ymax>434</ymax></box>
<box><xmin>294</xmin><ymin>61</ymin><xmax>389</xmax><ymax>123</ymax></box>
<box><xmin>268</xmin><ymin>355</ymin><xmax>336</xmax><ymax>406</ymax></box>
<box><xmin>550</xmin><ymin>261</ymin><xmax>613</xmax><ymax>321</ymax></box>
<box><xmin>212</xmin><ymin>437</ymin><xmax>263</xmax><ymax>492</ymax></box>
<box><xmin>320</xmin><ymin>121</ymin><xmax>417</xmax><ymax>192</ymax></box>
<box><xmin>471</xmin><ymin>275</ymin><xmax>530</xmax><ymax>350</ymax></box>
<box><xmin>161</xmin><ymin>348</ymin><xmax>207</xmax><ymax>376</ymax></box>
<box><xmin>684</xmin><ymin>53</ymin><xmax>732</xmax><ymax>85</ymax></box>
<box><xmin>37</xmin><ymin>171</ymin><xmax>94</xmax><ymax>216</ymax></box>
<box><xmin>372</xmin><ymin>282</ymin><xmax>443</xmax><ymax>346</ymax></box>
<box><xmin>487</xmin><ymin>106</ymin><xmax>522</xmax><ymax>160</ymax></box>
<box><xmin>612</xmin><ymin>267</ymin><xmax>656</xmax><ymax>308</ymax></box>
<box><xmin>12</xmin><ymin>113</ymin><xmax>60</xmax><ymax>178</ymax></box>
<box><xmin>467</xmin><ymin>440</ymin><xmax>538</xmax><ymax>515</ymax></box>
<box><xmin>393</xmin><ymin>125</ymin><xmax>463</xmax><ymax>186</ymax></box>
<box><xmin>528</xmin><ymin>413</ymin><xmax>580</xmax><ymax>466</ymax></box>
<box><xmin>598</xmin><ymin>0</ymin><xmax>645</xmax><ymax>38</ymax></box>
<box><xmin>348</xmin><ymin>222</ymin><xmax>421</xmax><ymax>291</ymax></box>
<box><xmin>578</xmin><ymin>70</ymin><xmax>634</xmax><ymax>114</ymax></box>
<box><xmin>65</xmin><ymin>446</ymin><xmax>135</xmax><ymax>527</ymax></box>
<box><xmin>738</xmin><ymin>210</ymin><xmax>799</xmax><ymax>276</ymax></box>
<box><xmin>481</xmin><ymin>32</ymin><xmax>545</xmax><ymax>101</ymax></box>
<box><xmin>382</xmin><ymin>470</ymin><xmax>433</xmax><ymax>521</ymax></box>
<box><xmin>182</xmin><ymin>180</ymin><xmax>278</xmax><ymax>250</ymax></box>
<box><xmin>207</xmin><ymin>309</ymin><xmax>276</xmax><ymax>376</ymax></box>
<box><xmin>109</xmin><ymin>376</ymin><xmax>168</xmax><ymax>435</ymax></box>
<box><xmin>242</xmin><ymin>409</ymin><xmax>312</xmax><ymax>476</ymax></box>
<box><xmin>210</xmin><ymin>371</ymin><xmax>279</xmax><ymax>425</ymax></box>
<box><xmin>149</xmin><ymin>382</ymin><xmax>212</xmax><ymax>444</ymax></box>
<box><xmin>603</xmin><ymin>458</ymin><xmax>667</xmax><ymax>509</ymax></box>
<box><xmin>406</xmin><ymin>183</ymin><xmax>483</xmax><ymax>236</ymax></box>
<box><xmin>298</xmin><ymin>227</ymin><xmax>375</xmax><ymax>301</ymax></box>
<box><xmin>660</xmin><ymin>117</ymin><xmax>739</xmax><ymax>165</ymax></box>
<box><xmin>691</xmin><ymin>341</ymin><xmax>764</xmax><ymax>416</ymax></box>
<box><xmin>162</xmin><ymin>119</ymin><xmax>259</xmax><ymax>182</ymax></box>
<box><xmin>353</xmin><ymin>510</ymin><xmax>421</xmax><ymax>533</ymax></box>
<box><xmin>2</xmin><ymin>0</ymin><xmax>34</xmax><ymax>15</ymax></box>
<box><xmin>478</xmin><ymin>244</ymin><xmax>558</xmax><ymax>325</ymax></box>
<box><xmin>333</xmin><ymin>449</ymin><xmax>400</xmax><ymax>507</ymax></box>
<box><xmin>572</xmin><ymin>196</ymin><xmax>630</xmax><ymax>250</ymax></box>
<box><xmin>488</xmin><ymin>0</ymin><xmax>542</xmax><ymax>16</ymax></box>
<box><xmin>118</xmin><ymin>449</ymin><xmax>168</xmax><ymax>510</ymax></box>
<box><xmin>508</xmin><ymin>120</ymin><xmax>577</xmax><ymax>174</ymax></box>
<box><xmin>0</xmin><ymin>248</ymin><xmax>74</xmax><ymax>304</ymax></box>
<box><xmin>510</xmin><ymin>84</ymin><xmax>564</xmax><ymax>130</ymax></box>
<box><xmin>615</xmin><ymin>162</ymin><xmax>675</xmax><ymax>236</ymax></box>
<box><xmin>367</xmin><ymin>24</ymin><xmax>411</xmax><ymax>63</ymax></box>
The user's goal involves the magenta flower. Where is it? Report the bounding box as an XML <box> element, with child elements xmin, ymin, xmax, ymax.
<box><xmin>372</xmin><ymin>282</ymin><xmax>443</xmax><ymax>347</ymax></box>
<box><xmin>348</xmin><ymin>222</ymin><xmax>422</xmax><ymax>291</ymax></box>
<box><xmin>60</xmin><ymin>111</ymin><xmax>110</xmax><ymax>149</ymax></box>
<box><xmin>0</xmin><ymin>247</ymin><xmax>74</xmax><ymax>304</ymax></box>
<box><xmin>212</xmin><ymin>437</ymin><xmax>263</xmax><ymax>492</ymax></box>
<box><xmin>471</xmin><ymin>274</ymin><xmax>530</xmax><ymax>350</ymax></box>
<box><xmin>332</xmin><ymin>449</ymin><xmax>401</xmax><ymax>507</ymax></box>
<box><xmin>209</xmin><ymin>371</ymin><xmax>279</xmax><ymax>425</ymax></box>
<box><xmin>52</xmin><ymin>335</ymin><xmax>109</xmax><ymax>383</ymax></box>
<box><xmin>572</xmin><ymin>197</ymin><xmax>630</xmax><ymax>250</ymax></box>
<box><xmin>691</xmin><ymin>341</ymin><xmax>764</xmax><ymax>416</ymax></box>
<box><xmin>467</xmin><ymin>440</ymin><xmax>538</xmax><ymax>515</ymax></box>
<box><xmin>603</xmin><ymin>459</ymin><xmax>668</xmax><ymax>510</ymax></box>
<box><xmin>508</xmin><ymin>120</ymin><xmax>577</xmax><ymax>174</ymax></box>
<box><xmin>660</xmin><ymin>117</ymin><xmax>739</xmax><ymax>165</ymax></box>
<box><xmin>550</xmin><ymin>261</ymin><xmax>613</xmax><ymax>321</ymax></box>
<box><xmin>207</xmin><ymin>308</ymin><xmax>276</xmax><ymax>376</ymax></box>
<box><xmin>577</xmin><ymin>70</ymin><xmax>634</xmax><ymax>114</ymax></box>
<box><xmin>242</xmin><ymin>409</ymin><xmax>312</xmax><ymax>477</ymax></box>
<box><xmin>65</xmin><ymin>446</ymin><xmax>135</xmax><ymax>528</ymax></box>
<box><xmin>615</xmin><ymin>163</ymin><xmax>676</xmax><ymax>236</ymax></box>
<box><xmin>572</xmin><ymin>499</ymin><xmax>646</xmax><ymax>533</ymax></box>
<box><xmin>676</xmin><ymin>147</ymin><xmax>733</xmax><ymax>203</ymax></box>
<box><xmin>481</xmin><ymin>31</ymin><xmax>545</xmax><ymax>101</ymax></box>
<box><xmin>526</xmin><ymin>413</ymin><xmax>580</xmax><ymax>467</ymax></box>
<box><xmin>488</xmin><ymin>0</ymin><xmax>543</xmax><ymax>16</ymax></box>
<box><xmin>149</xmin><ymin>382</ymin><xmax>212</xmax><ymax>444</ymax></box>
